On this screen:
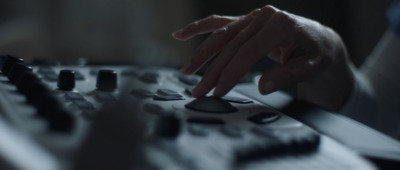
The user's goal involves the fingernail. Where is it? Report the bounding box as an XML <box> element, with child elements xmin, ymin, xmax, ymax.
<box><xmin>260</xmin><ymin>81</ymin><xmax>274</xmax><ymax>94</ymax></box>
<box><xmin>172</xmin><ymin>29</ymin><xmax>184</xmax><ymax>38</ymax></box>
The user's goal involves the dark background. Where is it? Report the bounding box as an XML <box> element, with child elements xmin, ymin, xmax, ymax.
<box><xmin>0</xmin><ymin>0</ymin><xmax>394</xmax><ymax>66</ymax></box>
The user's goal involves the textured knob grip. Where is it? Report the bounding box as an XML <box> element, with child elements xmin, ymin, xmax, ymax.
<box><xmin>96</xmin><ymin>70</ymin><xmax>117</xmax><ymax>91</ymax></box>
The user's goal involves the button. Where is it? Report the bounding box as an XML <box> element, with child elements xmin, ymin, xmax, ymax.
<box><xmin>222</xmin><ymin>96</ymin><xmax>253</xmax><ymax>104</ymax></box>
<box><xmin>26</xmin><ymin>82</ymin><xmax>52</xmax><ymax>105</ymax></box>
<box><xmin>139</xmin><ymin>71</ymin><xmax>160</xmax><ymax>83</ymax></box>
<box><xmin>220</xmin><ymin>125</ymin><xmax>243</xmax><ymax>138</ymax></box>
<box><xmin>57</xmin><ymin>70</ymin><xmax>75</xmax><ymax>91</ymax></box>
<box><xmin>188</xmin><ymin>124</ymin><xmax>210</xmax><ymax>136</ymax></box>
<box><xmin>73</xmin><ymin>100</ymin><xmax>95</xmax><ymax>110</ymax></box>
<box><xmin>156</xmin><ymin>89</ymin><xmax>182</xmax><ymax>97</ymax></box>
<box><xmin>185</xmin><ymin>96</ymin><xmax>237</xmax><ymax>113</ymax></box>
<box><xmin>96</xmin><ymin>69</ymin><xmax>117</xmax><ymax>91</ymax></box>
<box><xmin>142</xmin><ymin>103</ymin><xmax>171</xmax><ymax>116</ymax></box>
<box><xmin>130</xmin><ymin>89</ymin><xmax>156</xmax><ymax>98</ymax></box>
<box><xmin>8</xmin><ymin>63</ymin><xmax>33</xmax><ymax>84</ymax></box>
<box><xmin>154</xmin><ymin>95</ymin><xmax>185</xmax><ymax>101</ymax></box>
<box><xmin>16</xmin><ymin>72</ymin><xmax>40</xmax><ymax>95</ymax></box>
<box><xmin>43</xmin><ymin>72</ymin><xmax>58</xmax><ymax>81</ymax></box>
<box><xmin>1</xmin><ymin>55</ymin><xmax>23</xmax><ymax>75</ymax></box>
<box><xmin>248</xmin><ymin>112</ymin><xmax>280</xmax><ymax>125</ymax></box>
<box><xmin>65</xmin><ymin>92</ymin><xmax>85</xmax><ymax>101</ymax></box>
<box><xmin>187</xmin><ymin>117</ymin><xmax>225</xmax><ymax>125</ymax></box>
<box><xmin>154</xmin><ymin>115</ymin><xmax>181</xmax><ymax>139</ymax></box>
<box><xmin>176</xmin><ymin>74</ymin><xmax>199</xmax><ymax>86</ymax></box>
<box><xmin>96</xmin><ymin>92</ymin><xmax>118</xmax><ymax>102</ymax></box>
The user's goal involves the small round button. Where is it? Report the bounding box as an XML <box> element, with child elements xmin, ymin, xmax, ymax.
<box><xmin>57</xmin><ymin>70</ymin><xmax>75</xmax><ymax>91</ymax></box>
<box><xmin>96</xmin><ymin>70</ymin><xmax>117</xmax><ymax>91</ymax></box>
<box><xmin>1</xmin><ymin>55</ymin><xmax>23</xmax><ymax>75</ymax></box>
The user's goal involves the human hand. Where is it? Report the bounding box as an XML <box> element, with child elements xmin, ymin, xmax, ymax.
<box><xmin>173</xmin><ymin>5</ymin><xmax>353</xmax><ymax>111</ymax></box>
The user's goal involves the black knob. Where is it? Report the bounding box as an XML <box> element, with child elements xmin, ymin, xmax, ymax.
<box><xmin>1</xmin><ymin>55</ymin><xmax>23</xmax><ymax>75</ymax></box>
<box><xmin>17</xmin><ymin>71</ymin><xmax>40</xmax><ymax>95</ymax></box>
<box><xmin>8</xmin><ymin>63</ymin><xmax>33</xmax><ymax>84</ymax></box>
<box><xmin>35</xmin><ymin>93</ymin><xmax>74</xmax><ymax>133</ymax></box>
<box><xmin>26</xmin><ymin>81</ymin><xmax>52</xmax><ymax>105</ymax></box>
<box><xmin>96</xmin><ymin>70</ymin><xmax>117</xmax><ymax>91</ymax></box>
<box><xmin>58</xmin><ymin>70</ymin><xmax>75</xmax><ymax>91</ymax></box>
<box><xmin>154</xmin><ymin>115</ymin><xmax>181</xmax><ymax>139</ymax></box>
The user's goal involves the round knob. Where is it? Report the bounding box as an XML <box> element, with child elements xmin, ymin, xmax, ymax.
<box><xmin>154</xmin><ymin>115</ymin><xmax>181</xmax><ymax>139</ymax></box>
<box><xmin>57</xmin><ymin>70</ymin><xmax>75</xmax><ymax>91</ymax></box>
<box><xmin>96</xmin><ymin>70</ymin><xmax>117</xmax><ymax>91</ymax></box>
<box><xmin>26</xmin><ymin>81</ymin><xmax>52</xmax><ymax>105</ymax></box>
<box><xmin>17</xmin><ymin>71</ymin><xmax>40</xmax><ymax>95</ymax></box>
<box><xmin>35</xmin><ymin>93</ymin><xmax>74</xmax><ymax>133</ymax></box>
<box><xmin>8</xmin><ymin>63</ymin><xmax>33</xmax><ymax>84</ymax></box>
<box><xmin>1</xmin><ymin>55</ymin><xmax>24</xmax><ymax>75</ymax></box>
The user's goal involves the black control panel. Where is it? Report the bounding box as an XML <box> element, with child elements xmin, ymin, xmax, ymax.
<box><xmin>0</xmin><ymin>55</ymin><xmax>377</xmax><ymax>170</ymax></box>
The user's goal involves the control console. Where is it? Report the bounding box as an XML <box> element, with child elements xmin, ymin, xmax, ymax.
<box><xmin>0</xmin><ymin>55</ymin><xmax>376</xmax><ymax>170</ymax></box>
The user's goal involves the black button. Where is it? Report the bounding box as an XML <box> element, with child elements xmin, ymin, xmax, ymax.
<box><xmin>96</xmin><ymin>69</ymin><xmax>117</xmax><ymax>91</ymax></box>
<box><xmin>16</xmin><ymin>72</ymin><xmax>40</xmax><ymax>95</ymax></box>
<box><xmin>188</xmin><ymin>124</ymin><xmax>210</xmax><ymax>136</ymax></box>
<box><xmin>156</xmin><ymin>89</ymin><xmax>182</xmax><ymax>97</ymax></box>
<box><xmin>57</xmin><ymin>70</ymin><xmax>75</xmax><ymax>91</ymax></box>
<box><xmin>65</xmin><ymin>92</ymin><xmax>85</xmax><ymax>101</ymax></box>
<box><xmin>176</xmin><ymin>73</ymin><xmax>199</xmax><ymax>86</ymax></box>
<box><xmin>96</xmin><ymin>92</ymin><xmax>118</xmax><ymax>102</ymax></box>
<box><xmin>220</xmin><ymin>125</ymin><xmax>243</xmax><ymax>138</ymax></box>
<box><xmin>8</xmin><ymin>63</ymin><xmax>33</xmax><ymax>84</ymax></box>
<box><xmin>142</xmin><ymin>103</ymin><xmax>171</xmax><ymax>116</ymax></box>
<box><xmin>1</xmin><ymin>55</ymin><xmax>23</xmax><ymax>75</ymax></box>
<box><xmin>139</xmin><ymin>71</ymin><xmax>160</xmax><ymax>83</ymax></box>
<box><xmin>222</xmin><ymin>96</ymin><xmax>253</xmax><ymax>104</ymax></box>
<box><xmin>130</xmin><ymin>89</ymin><xmax>156</xmax><ymax>98</ymax></box>
<box><xmin>153</xmin><ymin>95</ymin><xmax>185</xmax><ymax>101</ymax></box>
<box><xmin>187</xmin><ymin>117</ymin><xmax>225</xmax><ymax>125</ymax></box>
<box><xmin>185</xmin><ymin>97</ymin><xmax>237</xmax><ymax>113</ymax></box>
<box><xmin>248</xmin><ymin>112</ymin><xmax>280</xmax><ymax>125</ymax></box>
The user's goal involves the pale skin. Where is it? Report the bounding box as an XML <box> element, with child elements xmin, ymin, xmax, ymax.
<box><xmin>172</xmin><ymin>5</ymin><xmax>354</xmax><ymax>111</ymax></box>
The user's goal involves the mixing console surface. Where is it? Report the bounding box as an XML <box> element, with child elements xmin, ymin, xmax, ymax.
<box><xmin>0</xmin><ymin>55</ymin><xmax>376</xmax><ymax>170</ymax></box>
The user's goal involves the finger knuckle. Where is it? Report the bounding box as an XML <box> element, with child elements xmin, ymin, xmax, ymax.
<box><xmin>261</xmin><ymin>5</ymin><xmax>278</xmax><ymax>14</ymax></box>
<box><xmin>273</xmin><ymin>11</ymin><xmax>295</xmax><ymax>25</ymax></box>
<box><xmin>213</xmin><ymin>27</ymin><xmax>228</xmax><ymax>35</ymax></box>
